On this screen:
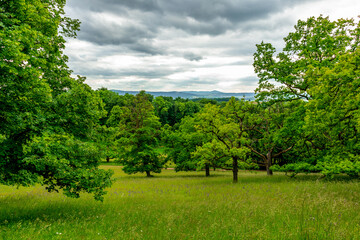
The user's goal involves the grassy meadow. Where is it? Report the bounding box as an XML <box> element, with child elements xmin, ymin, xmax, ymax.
<box><xmin>1</xmin><ymin>166</ymin><xmax>360</xmax><ymax>240</ymax></box>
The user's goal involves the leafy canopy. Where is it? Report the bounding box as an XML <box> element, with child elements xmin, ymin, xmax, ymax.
<box><xmin>0</xmin><ymin>0</ymin><xmax>112</xmax><ymax>200</ymax></box>
<box><xmin>254</xmin><ymin>16</ymin><xmax>360</xmax><ymax>177</ymax></box>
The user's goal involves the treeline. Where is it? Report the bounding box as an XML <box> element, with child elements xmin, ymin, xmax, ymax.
<box><xmin>93</xmin><ymin>16</ymin><xmax>360</xmax><ymax>181</ymax></box>
<box><xmin>96</xmin><ymin>84</ymin><xmax>359</xmax><ymax>183</ymax></box>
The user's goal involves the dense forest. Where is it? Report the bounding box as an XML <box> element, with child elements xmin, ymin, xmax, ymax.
<box><xmin>1</xmin><ymin>1</ymin><xmax>359</xmax><ymax>201</ymax></box>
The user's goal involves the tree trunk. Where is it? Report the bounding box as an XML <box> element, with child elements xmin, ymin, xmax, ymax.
<box><xmin>266</xmin><ymin>152</ymin><xmax>273</xmax><ymax>175</ymax></box>
<box><xmin>205</xmin><ymin>164</ymin><xmax>210</xmax><ymax>177</ymax></box>
<box><xmin>232</xmin><ymin>156</ymin><xmax>238</xmax><ymax>183</ymax></box>
<box><xmin>106</xmin><ymin>156</ymin><xmax>110</xmax><ymax>163</ymax></box>
<box><xmin>146</xmin><ymin>171</ymin><xmax>152</xmax><ymax>177</ymax></box>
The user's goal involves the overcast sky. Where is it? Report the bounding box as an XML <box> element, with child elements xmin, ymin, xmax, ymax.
<box><xmin>64</xmin><ymin>0</ymin><xmax>360</xmax><ymax>92</ymax></box>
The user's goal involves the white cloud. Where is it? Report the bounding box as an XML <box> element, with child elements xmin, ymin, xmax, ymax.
<box><xmin>64</xmin><ymin>0</ymin><xmax>360</xmax><ymax>92</ymax></box>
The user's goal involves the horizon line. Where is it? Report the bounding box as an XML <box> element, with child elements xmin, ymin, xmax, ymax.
<box><xmin>107</xmin><ymin>89</ymin><xmax>256</xmax><ymax>94</ymax></box>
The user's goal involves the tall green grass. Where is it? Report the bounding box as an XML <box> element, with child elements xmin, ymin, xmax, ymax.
<box><xmin>1</xmin><ymin>167</ymin><xmax>359</xmax><ymax>239</ymax></box>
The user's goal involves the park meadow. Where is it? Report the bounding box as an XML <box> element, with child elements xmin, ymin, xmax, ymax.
<box><xmin>2</xmin><ymin>1</ymin><xmax>360</xmax><ymax>240</ymax></box>
<box><xmin>1</xmin><ymin>166</ymin><xmax>359</xmax><ymax>240</ymax></box>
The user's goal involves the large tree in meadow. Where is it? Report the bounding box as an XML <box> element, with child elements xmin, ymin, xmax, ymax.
<box><xmin>114</xmin><ymin>91</ymin><xmax>164</xmax><ymax>177</ymax></box>
<box><xmin>253</xmin><ymin>16</ymin><xmax>360</xmax><ymax>177</ymax></box>
<box><xmin>244</xmin><ymin>101</ymin><xmax>303</xmax><ymax>175</ymax></box>
<box><xmin>195</xmin><ymin>99</ymin><xmax>251</xmax><ymax>182</ymax></box>
<box><xmin>0</xmin><ymin>0</ymin><xmax>112</xmax><ymax>200</ymax></box>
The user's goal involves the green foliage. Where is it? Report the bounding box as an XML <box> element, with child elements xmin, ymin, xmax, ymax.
<box><xmin>116</xmin><ymin>91</ymin><xmax>164</xmax><ymax>176</ymax></box>
<box><xmin>153</xmin><ymin>96</ymin><xmax>201</xmax><ymax>126</ymax></box>
<box><xmin>22</xmin><ymin>133</ymin><xmax>113</xmax><ymax>201</ymax></box>
<box><xmin>192</xmin><ymin>139</ymin><xmax>230</xmax><ymax>170</ymax></box>
<box><xmin>153</xmin><ymin>96</ymin><xmax>174</xmax><ymax>125</ymax></box>
<box><xmin>96</xmin><ymin>87</ymin><xmax>126</xmax><ymax>125</ymax></box>
<box><xmin>318</xmin><ymin>154</ymin><xmax>360</xmax><ymax>178</ymax></box>
<box><xmin>0</xmin><ymin>0</ymin><xmax>112</xmax><ymax>199</ymax></box>
<box><xmin>195</xmin><ymin>99</ymin><xmax>252</xmax><ymax>181</ymax></box>
<box><xmin>93</xmin><ymin>125</ymin><xmax>118</xmax><ymax>162</ymax></box>
<box><xmin>245</xmin><ymin>101</ymin><xmax>304</xmax><ymax>174</ymax></box>
<box><xmin>53</xmin><ymin>80</ymin><xmax>106</xmax><ymax>138</ymax></box>
<box><xmin>106</xmin><ymin>105</ymin><xmax>126</xmax><ymax>128</ymax></box>
<box><xmin>270</xmin><ymin>163</ymin><xmax>320</xmax><ymax>178</ymax></box>
<box><xmin>194</xmin><ymin>98</ymin><xmax>219</xmax><ymax>106</ymax></box>
<box><xmin>272</xmin><ymin>157</ymin><xmax>360</xmax><ymax>178</ymax></box>
<box><xmin>254</xmin><ymin>16</ymin><xmax>359</xmax><ymax>102</ymax></box>
<box><xmin>254</xmin><ymin>16</ymin><xmax>360</xmax><ymax>177</ymax></box>
<box><xmin>164</xmin><ymin>116</ymin><xmax>209</xmax><ymax>172</ymax></box>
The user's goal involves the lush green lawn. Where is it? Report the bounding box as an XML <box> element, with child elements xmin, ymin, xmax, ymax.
<box><xmin>1</xmin><ymin>167</ymin><xmax>359</xmax><ymax>239</ymax></box>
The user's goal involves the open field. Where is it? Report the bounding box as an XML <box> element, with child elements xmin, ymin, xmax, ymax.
<box><xmin>1</xmin><ymin>166</ymin><xmax>360</xmax><ymax>240</ymax></box>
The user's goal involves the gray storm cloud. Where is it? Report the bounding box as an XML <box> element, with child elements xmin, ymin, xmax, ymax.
<box><xmin>64</xmin><ymin>0</ymin><xmax>344</xmax><ymax>92</ymax></box>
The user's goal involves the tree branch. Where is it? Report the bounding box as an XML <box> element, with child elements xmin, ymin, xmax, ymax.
<box><xmin>273</xmin><ymin>144</ymin><xmax>294</xmax><ymax>158</ymax></box>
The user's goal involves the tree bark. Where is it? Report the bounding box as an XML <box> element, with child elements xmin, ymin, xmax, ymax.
<box><xmin>232</xmin><ymin>156</ymin><xmax>238</xmax><ymax>183</ymax></box>
<box><xmin>106</xmin><ymin>156</ymin><xmax>110</xmax><ymax>163</ymax></box>
<box><xmin>266</xmin><ymin>152</ymin><xmax>273</xmax><ymax>175</ymax></box>
<box><xmin>146</xmin><ymin>171</ymin><xmax>152</xmax><ymax>177</ymax></box>
<box><xmin>205</xmin><ymin>163</ymin><xmax>210</xmax><ymax>177</ymax></box>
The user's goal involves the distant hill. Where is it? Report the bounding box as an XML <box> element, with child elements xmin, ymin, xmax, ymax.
<box><xmin>110</xmin><ymin>90</ymin><xmax>256</xmax><ymax>100</ymax></box>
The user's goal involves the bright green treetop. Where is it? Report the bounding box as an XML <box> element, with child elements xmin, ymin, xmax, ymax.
<box><xmin>195</xmin><ymin>98</ymin><xmax>252</xmax><ymax>182</ymax></box>
<box><xmin>254</xmin><ymin>16</ymin><xmax>360</xmax><ymax>177</ymax></box>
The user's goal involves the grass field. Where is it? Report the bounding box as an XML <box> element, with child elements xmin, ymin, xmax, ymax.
<box><xmin>1</xmin><ymin>166</ymin><xmax>359</xmax><ymax>239</ymax></box>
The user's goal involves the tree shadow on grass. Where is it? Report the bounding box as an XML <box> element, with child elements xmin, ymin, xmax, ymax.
<box><xmin>238</xmin><ymin>172</ymin><xmax>359</xmax><ymax>184</ymax></box>
<box><xmin>114</xmin><ymin>171</ymin><xmax>230</xmax><ymax>180</ymax></box>
<box><xmin>293</xmin><ymin>173</ymin><xmax>359</xmax><ymax>183</ymax></box>
<box><xmin>0</xmin><ymin>193</ymin><xmax>104</xmax><ymax>227</ymax></box>
<box><xmin>139</xmin><ymin>172</ymin><xmax>359</xmax><ymax>187</ymax></box>
<box><xmin>113</xmin><ymin>169</ymin><xmax>359</xmax><ymax>184</ymax></box>
<box><xmin>156</xmin><ymin>172</ymin><xmax>230</xmax><ymax>179</ymax></box>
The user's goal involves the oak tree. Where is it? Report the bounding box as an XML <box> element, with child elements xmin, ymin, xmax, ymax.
<box><xmin>195</xmin><ymin>99</ymin><xmax>251</xmax><ymax>182</ymax></box>
<box><xmin>0</xmin><ymin>0</ymin><xmax>112</xmax><ymax>200</ymax></box>
<box><xmin>254</xmin><ymin>16</ymin><xmax>360</xmax><ymax>177</ymax></box>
